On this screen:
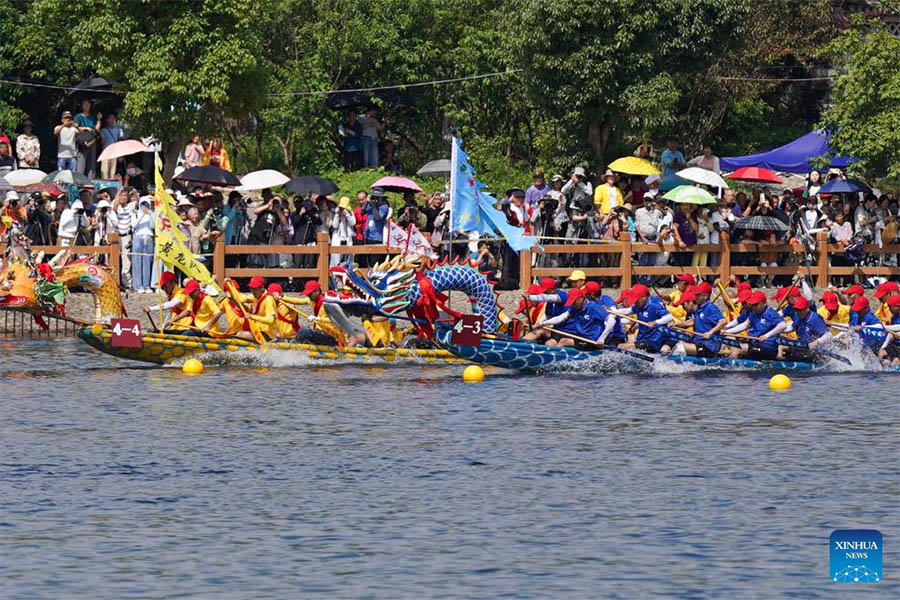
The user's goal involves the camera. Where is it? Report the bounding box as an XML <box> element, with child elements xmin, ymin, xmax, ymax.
<box><xmin>213</xmin><ymin>206</ymin><xmax>223</xmax><ymax>216</ymax></box>
<box><xmin>539</xmin><ymin>196</ymin><xmax>558</xmax><ymax>215</ymax></box>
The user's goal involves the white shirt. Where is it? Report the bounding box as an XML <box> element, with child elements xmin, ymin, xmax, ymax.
<box><xmin>357</xmin><ymin>115</ymin><xmax>380</xmax><ymax>139</ymax></box>
<box><xmin>58</xmin><ymin>208</ymin><xmax>87</xmax><ymax>239</ymax></box>
<box><xmin>330</xmin><ymin>208</ymin><xmax>357</xmax><ymax>243</ymax></box>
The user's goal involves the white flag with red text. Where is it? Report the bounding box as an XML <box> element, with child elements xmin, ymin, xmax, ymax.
<box><xmin>386</xmin><ymin>219</ymin><xmax>438</xmax><ymax>259</ymax></box>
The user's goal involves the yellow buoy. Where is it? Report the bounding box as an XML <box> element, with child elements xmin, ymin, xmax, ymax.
<box><xmin>182</xmin><ymin>358</ymin><xmax>204</xmax><ymax>375</ymax></box>
<box><xmin>769</xmin><ymin>374</ymin><xmax>791</xmax><ymax>390</ymax></box>
<box><xmin>463</xmin><ymin>365</ymin><xmax>485</xmax><ymax>383</ymax></box>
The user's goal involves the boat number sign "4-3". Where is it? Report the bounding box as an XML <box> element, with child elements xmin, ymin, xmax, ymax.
<box><xmin>451</xmin><ymin>315</ymin><xmax>484</xmax><ymax>346</ymax></box>
<box><xmin>110</xmin><ymin>318</ymin><xmax>143</xmax><ymax>349</ymax></box>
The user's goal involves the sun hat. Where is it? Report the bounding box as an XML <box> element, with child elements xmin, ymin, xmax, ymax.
<box><xmin>338</xmin><ymin>196</ymin><xmax>351</xmax><ymax>210</ymax></box>
<box><xmin>645</xmin><ymin>174</ymin><xmax>661</xmax><ymax>186</ymax></box>
<box><xmin>572</xmin><ymin>166</ymin><xmax>586</xmax><ymax>178</ymax></box>
<box><xmin>567</xmin><ymin>269</ymin><xmax>586</xmax><ymax>282</ymax></box>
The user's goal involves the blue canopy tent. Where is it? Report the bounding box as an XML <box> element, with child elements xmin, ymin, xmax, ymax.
<box><xmin>720</xmin><ymin>130</ymin><xmax>853</xmax><ymax>174</ymax></box>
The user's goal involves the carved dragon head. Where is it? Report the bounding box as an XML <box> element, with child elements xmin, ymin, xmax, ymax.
<box><xmin>329</xmin><ymin>255</ymin><xmax>422</xmax><ymax>315</ymax></box>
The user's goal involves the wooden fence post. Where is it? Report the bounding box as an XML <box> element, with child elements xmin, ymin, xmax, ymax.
<box><xmin>107</xmin><ymin>232</ymin><xmax>120</xmax><ymax>285</ymax></box>
<box><xmin>816</xmin><ymin>231</ymin><xmax>829</xmax><ymax>288</ymax></box>
<box><xmin>519</xmin><ymin>249</ymin><xmax>532</xmax><ymax>290</ymax></box>
<box><xmin>719</xmin><ymin>231</ymin><xmax>731</xmax><ymax>282</ymax></box>
<box><xmin>213</xmin><ymin>235</ymin><xmax>226</xmax><ymax>288</ymax></box>
<box><xmin>317</xmin><ymin>232</ymin><xmax>330</xmax><ymax>290</ymax></box>
<box><xmin>619</xmin><ymin>231</ymin><xmax>632</xmax><ymax>289</ymax></box>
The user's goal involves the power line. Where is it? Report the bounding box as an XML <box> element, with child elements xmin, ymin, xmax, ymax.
<box><xmin>266</xmin><ymin>69</ymin><xmax>523</xmax><ymax>97</ymax></box>
<box><xmin>0</xmin><ymin>78</ymin><xmax>123</xmax><ymax>93</ymax></box>
<box><xmin>716</xmin><ymin>75</ymin><xmax>835</xmax><ymax>82</ymax></box>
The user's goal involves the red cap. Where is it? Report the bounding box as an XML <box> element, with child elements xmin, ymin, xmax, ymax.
<box><xmin>674</xmin><ymin>291</ymin><xmax>697</xmax><ymax>307</ymax></box>
<box><xmin>565</xmin><ymin>288</ymin><xmax>585</xmax><ymax>306</ymax></box>
<box><xmin>248</xmin><ymin>276</ymin><xmax>266</xmax><ymax>289</ymax></box>
<box><xmin>182</xmin><ymin>279</ymin><xmax>200</xmax><ymax>295</ymax></box>
<box><xmin>695</xmin><ymin>281</ymin><xmax>712</xmax><ymax>296</ymax></box>
<box><xmin>822</xmin><ymin>291</ymin><xmax>839</xmax><ymax>311</ymax></box>
<box><xmin>791</xmin><ymin>296</ymin><xmax>809</xmax><ymax>310</ymax></box>
<box><xmin>772</xmin><ymin>285</ymin><xmax>801</xmax><ymax>301</ymax></box>
<box><xmin>630</xmin><ymin>284</ymin><xmax>649</xmax><ymax>300</ymax></box>
<box><xmin>539</xmin><ymin>277</ymin><xmax>557</xmax><ymax>292</ymax></box>
<box><xmin>887</xmin><ymin>295</ymin><xmax>900</xmax><ymax>307</ymax></box>
<box><xmin>737</xmin><ymin>288</ymin><xmax>752</xmax><ymax>304</ymax></box>
<box><xmin>583</xmin><ymin>281</ymin><xmax>601</xmax><ymax>295</ymax></box>
<box><xmin>525</xmin><ymin>283</ymin><xmax>542</xmax><ymax>295</ymax></box>
<box><xmin>675</xmin><ymin>273</ymin><xmax>696</xmax><ymax>285</ymax></box>
<box><xmin>267</xmin><ymin>283</ymin><xmax>283</xmax><ymax>295</ymax></box>
<box><xmin>737</xmin><ymin>281</ymin><xmax>752</xmax><ymax>292</ymax></box>
<box><xmin>843</xmin><ymin>284</ymin><xmax>864</xmax><ymax>296</ymax></box>
<box><xmin>850</xmin><ymin>296</ymin><xmax>869</xmax><ymax>312</ymax></box>
<box><xmin>301</xmin><ymin>280</ymin><xmax>321</xmax><ymax>297</ymax></box>
<box><xmin>615</xmin><ymin>288</ymin><xmax>633</xmax><ymax>304</ymax></box>
<box><xmin>157</xmin><ymin>271</ymin><xmax>176</xmax><ymax>287</ymax></box>
<box><xmin>874</xmin><ymin>281</ymin><xmax>899</xmax><ymax>299</ymax></box>
<box><xmin>746</xmin><ymin>290</ymin><xmax>767</xmax><ymax>305</ymax></box>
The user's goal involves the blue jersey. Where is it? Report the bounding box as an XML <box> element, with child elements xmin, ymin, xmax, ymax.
<box><xmin>598</xmin><ymin>295</ymin><xmax>626</xmax><ymax>341</ymax></box>
<box><xmin>545</xmin><ymin>290</ymin><xmax>568</xmax><ymax>319</ymax></box>
<box><xmin>792</xmin><ymin>310</ymin><xmax>828</xmax><ymax>344</ymax></box>
<box><xmin>693</xmin><ymin>300</ymin><xmax>724</xmax><ymax>353</ymax></box>
<box><xmin>572</xmin><ymin>299</ymin><xmax>609</xmax><ymax>340</ymax></box>
<box><xmin>849</xmin><ymin>310</ymin><xmax>886</xmax><ymax>350</ymax></box>
<box><xmin>737</xmin><ymin>306</ymin><xmax>784</xmax><ymax>352</ymax></box>
<box><xmin>635</xmin><ymin>296</ymin><xmax>670</xmax><ymax>345</ymax></box>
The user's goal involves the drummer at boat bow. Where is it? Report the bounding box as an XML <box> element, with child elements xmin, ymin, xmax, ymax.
<box><xmin>613</xmin><ymin>284</ymin><xmax>673</xmax><ymax>353</ymax></box>
<box><xmin>723</xmin><ymin>290</ymin><xmax>786</xmax><ymax>360</ymax></box>
<box><xmin>168</xmin><ymin>279</ymin><xmax>223</xmax><ymax>336</ymax></box>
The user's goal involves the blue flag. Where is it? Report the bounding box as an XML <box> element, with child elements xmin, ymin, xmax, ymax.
<box><xmin>449</xmin><ymin>137</ymin><xmax>539</xmax><ymax>252</ymax></box>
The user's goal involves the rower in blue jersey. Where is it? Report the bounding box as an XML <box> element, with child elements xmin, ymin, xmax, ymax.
<box><xmin>878</xmin><ymin>295</ymin><xmax>900</xmax><ymax>366</ymax></box>
<box><xmin>522</xmin><ymin>276</ymin><xmax>573</xmax><ymax>343</ymax></box>
<box><xmin>668</xmin><ymin>284</ymin><xmax>727</xmax><ymax>358</ymax></box>
<box><xmin>848</xmin><ymin>296</ymin><xmax>887</xmax><ymax>352</ymax></box>
<box><xmin>779</xmin><ymin>295</ymin><xmax>832</xmax><ymax>362</ymax></box>
<box><xmin>724</xmin><ymin>290</ymin><xmax>787</xmax><ymax>360</ymax></box>
<box><xmin>533</xmin><ymin>287</ymin><xmax>608</xmax><ymax>349</ymax></box>
<box><xmin>613</xmin><ymin>284</ymin><xmax>674</xmax><ymax>353</ymax></box>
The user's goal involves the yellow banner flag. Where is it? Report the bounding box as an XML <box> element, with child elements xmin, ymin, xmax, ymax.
<box><xmin>153</xmin><ymin>157</ymin><xmax>219</xmax><ymax>292</ymax></box>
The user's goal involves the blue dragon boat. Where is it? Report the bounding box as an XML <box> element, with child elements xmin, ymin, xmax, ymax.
<box><xmin>433</xmin><ymin>327</ymin><xmax>900</xmax><ymax>373</ymax></box>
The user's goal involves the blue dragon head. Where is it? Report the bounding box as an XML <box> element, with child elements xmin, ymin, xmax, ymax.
<box><xmin>329</xmin><ymin>255</ymin><xmax>421</xmax><ymax>315</ymax></box>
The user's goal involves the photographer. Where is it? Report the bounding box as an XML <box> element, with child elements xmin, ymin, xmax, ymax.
<box><xmin>470</xmin><ymin>240</ymin><xmax>498</xmax><ymax>280</ymax></box>
<box><xmin>290</xmin><ymin>196</ymin><xmax>320</xmax><ymax>269</ymax></box>
<box><xmin>24</xmin><ymin>193</ymin><xmax>53</xmax><ymax>245</ymax></box>
<box><xmin>201</xmin><ymin>196</ymin><xmax>231</xmax><ymax>255</ymax></box>
<box><xmin>531</xmin><ymin>193</ymin><xmax>561</xmax><ymax>268</ymax></box>
<box><xmin>330</xmin><ymin>196</ymin><xmax>356</xmax><ymax>267</ymax></box>
<box><xmin>91</xmin><ymin>198</ymin><xmax>119</xmax><ymax>257</ymax></box>
<box><xmin>362</xmin><ymin>188</ymin><xmax>390</xmax><ymax>266</ymax></box>
<box><xmin>249</xmin><ymin>195</ymin><xmax>287</xmax><ymax>268</ymax></box>
<box><xmin>1</xmin><ymin>191</ymin><xmax>26</xmax><ymax>235</ymax></box>
<box><xmin>396</xmin><ymin>195</ymin><xmax>426</xmax><ymax>230</ymax></box>
<box><xmin>57</xmin><ymin>198</ymin><xmax>90</xmax><ymax>247</ymax></box>
<box><xmin>423</xmin><ymin>192</ymin><xmax>445</xmax><ymax>233</ymax></box>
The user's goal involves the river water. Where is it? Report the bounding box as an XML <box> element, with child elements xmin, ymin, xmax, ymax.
<box><xmin>1</xmin><ymin>338</ymin><xmax>898</xmax><ymax>598</ymax></box>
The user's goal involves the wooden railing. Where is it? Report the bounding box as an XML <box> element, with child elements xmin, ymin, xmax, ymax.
<box><xmin>3</xmin><ymin>230</ymin><xmax>897</xmax><ymax>291</ymax></box>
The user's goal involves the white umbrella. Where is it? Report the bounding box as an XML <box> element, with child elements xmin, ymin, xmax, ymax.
<box><xmin>97</xmin><ymin>139</ymin><xmax>152</xmax><ymax>162</ymax></box>
<box><xmin>4</xmin><ymin>169</ymin><xmax>48</xmax><ymax>187</ymax></box>
<box><xmin>239</xmin><ymin>169</ymin><xmax>290</xmax><ymax>190</ymax></box>
<box><xmin>676</xmin><ymin>167</ymin><xmax>729</xmax><ymax>190</ymax></box>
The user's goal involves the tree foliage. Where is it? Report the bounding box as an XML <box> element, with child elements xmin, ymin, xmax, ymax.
<box><xmin>818</xmin><ymin>17</ymin><xmax>900</xmax><ymax>178</ymax></box>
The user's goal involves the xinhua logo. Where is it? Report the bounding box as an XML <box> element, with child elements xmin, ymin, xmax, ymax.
<box><xmin>830</xmin><ymin>530</ymin><xmax>882</xmax><ymax>583</ymax></box>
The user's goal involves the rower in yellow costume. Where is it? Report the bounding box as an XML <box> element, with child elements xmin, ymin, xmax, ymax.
<box><xmin>874</xmin><ymin>281</ymin><xmax>898</xmax><ymax>324</ymax></box>
<box><xmin>243</xmin><ymin>276</ymin><xmax>277</xmax><ymax>340</ymax></box>
<box><xmin>817</xmin><ymin>290</ymin><xmax>850</xmax><ymax>335</ymax></box>
<box><xmin>143</xmin><ymin>271</ymin><xmax>191</xmax><ymax>332</ymax></box>
<box><xmin>663</xmin><ymin>273</ymin><xmax>696</xmax><ymax>323</ymax></box>
<box><xmin>169</xmin><ymin>279</ymin><xmax>223</xmax><ymax>335</ymax></box>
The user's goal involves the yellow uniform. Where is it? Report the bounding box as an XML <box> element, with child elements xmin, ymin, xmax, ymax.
<box><xmin>247</xmin><ymin>293</ymin><xmax>278</xmax><ymax>340</ymax></box>
<box><xmin>219</xmin><ymin>296</ymin><xmax>248</xmax><ymax>336</ymax></box>
<box><xmin>273</xmin><ymin>301</ymin><xmax>300</xmax><ymax>340</ymax></box>
<box><xmin>876</xmin><ymin>301</ymin><xmax>893</xmax><ymax>325</ymax></box>
<box><xmin>281</xmin><ymin>295</ymin><xmax>349</xmax><ymax>345</ymax></box>
<box><xmin>169</xmin><ymin>287</ymin><xmax>192</xmax><ymax>330</ymax></box>
<box><xmin>666</xmin><ymin>288</ymin><xmax>687</xmax><ymax>322</ymax></box>
<box><xmin>818</xmin><ymin>303</ymin><xmax>850</xmax><ymax>334</ymax></box>
<box><xmin>189</xmin><ymin>294</ymin><xmax>221</xmax><ymax>332</ymax></box>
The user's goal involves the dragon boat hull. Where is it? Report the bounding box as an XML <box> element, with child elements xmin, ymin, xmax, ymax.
<box><xmin>433</xmin><ymin>328</ymin><xmax>900</xmax><ymax>373</ymax></box>
<box><xmin>77</xmin><ymin>325</ymin><xmax>464</xmax><ymax>366</ymax></box>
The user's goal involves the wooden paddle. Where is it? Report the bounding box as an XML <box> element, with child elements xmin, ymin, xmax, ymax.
<box><xmin>543</xmin><ymin>326</ymin><xmax>655</xmax><ymax>362</ymax></box>
<box><xmin>225</xmin><ymin>280</ymin><xmax>267</xmax><ymax>349</ymax></box>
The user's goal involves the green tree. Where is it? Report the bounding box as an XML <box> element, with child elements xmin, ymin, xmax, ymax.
<box><xmin>818</xmin><ymin>17</ymin><xmax>900</xmax><ymax>178</ymax></box>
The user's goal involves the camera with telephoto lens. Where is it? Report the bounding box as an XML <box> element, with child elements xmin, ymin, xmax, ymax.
<box><xmin>539</xmin><ymin>195</ymin><xmax>558</xmax><ymax>216</ymax></box>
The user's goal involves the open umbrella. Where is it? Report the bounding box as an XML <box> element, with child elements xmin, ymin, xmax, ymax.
<box><xmin>44</xmin><ymin>169</ymin><xmax>94</xmax><ymax>187</ymax></box>
<box><xmin>661</xmin><ymin>185</ymin><xmax>717</xmax><ymax>205</ymax></box>
<box><xmin>416</xmin><ymin>159</ymin><xmax>451</xmax><ymax>178</ymax></box>
<box><xmin>16</xmin><ymin>182</ymin><xmax>62</xmax><ymax>195</ymax></box>
<box><xmin>371</xmin><ymin>176</ymin><xmax>422</xmax><ymax>194</ymax></box>
<box><xmin>816</xmin><ymin>178</ymin><xmax>872</xmax><ymax>195</ymax></box>
<box><xmin>607</xmin><ymin>156</ymin><xmax>660</xmax><ymax>176</ymax></box>
<box><xmin>733</xmin><ymin>214</ymin><xmax>789</xmax><ymax>232</ymax></box>
<box><xmin>726</xmin><ymin>166</ymin><xmax>782</xmax><ymax>184</ymax></box>
<box><xmin>97</xmin><ymin>139</ymin><xmax>152</xmax><ymax>162</ymax></box>
<box><xmin>174</xmin><ymin>165</ymin><xmax>241</xmax><ymax>187</ymax></box>
<box><xmin>4</xmin><ymin>169</ymin><xmax>47</xmax><ymax>187</ymax></box>
<box><xmin>239</xmin><ymin>169</ymin><xmax>291</xmax><ymax>191</ymax></box>
<box><xmin>676</xmin><ymin>167</ymin><xmax>728</xmax><ymax>190</ymax></box>
<box><xmin>284</xmin><ymin>176</ymin><xmax>339</xmax><ymax>196</ymax></box>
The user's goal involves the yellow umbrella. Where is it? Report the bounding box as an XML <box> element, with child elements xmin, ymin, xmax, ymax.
<box><xmin>607</xmin><ymin>157</ymin><xmax>661</xmax><ymax>176</ymax></box>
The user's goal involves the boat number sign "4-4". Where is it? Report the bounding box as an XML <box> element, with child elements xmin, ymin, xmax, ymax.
<box><xmin>110</xmin><ymin>318</ymin><xmax>143</xmax><ymax>349</ymax></box>
<box><xmin>451</xmin><ymin>315</ymin><xmax>484</xmax><ymax>346</ymax></box>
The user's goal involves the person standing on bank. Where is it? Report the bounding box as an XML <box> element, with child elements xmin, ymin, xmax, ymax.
<box><xmin>16</xmin><ymin>120</ymin><xmax>40</xmax><ymax>169</ymax></box>
<box><xmin>54</xmin><ymin>111</ymin><xmax>80</xmax><ymax>171</ymax></box>
<box><xmin>74</xmin><ymin>99</ymin><xmax>102</xmax><ymax>177</ymax></box>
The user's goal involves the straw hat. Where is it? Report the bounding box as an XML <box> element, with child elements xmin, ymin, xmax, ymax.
<box><xmin>338</xmin><ymin>196</ymin><xmax>351</xmax><ymax>210</ymax></box>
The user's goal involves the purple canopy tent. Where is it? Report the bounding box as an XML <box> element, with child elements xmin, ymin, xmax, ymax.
<box><xmin>720</xmin><ymin>130</ymin><xmax>853</xmax><ymax>174</ymax></box>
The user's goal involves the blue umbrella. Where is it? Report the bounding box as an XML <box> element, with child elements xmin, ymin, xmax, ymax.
<box><xmin>817</xmin><ymin>178</ymin><xmax>871</xmax><ymax>195</ymax></box>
